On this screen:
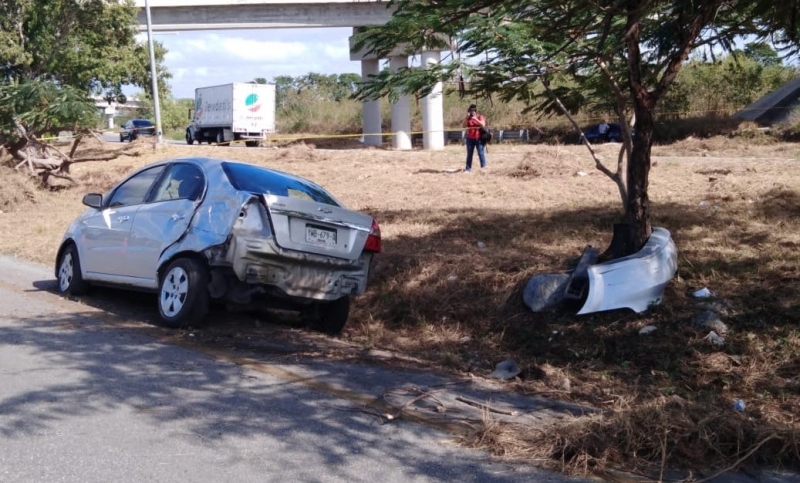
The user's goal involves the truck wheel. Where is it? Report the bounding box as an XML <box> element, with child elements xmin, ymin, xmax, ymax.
<box><xmin>185</xmin><ymin>130</ymin><xmax>194</xmax><ymax>145</ymax></box>
<box><xmin>245</xmin><ymin>141</ymin><xmax>258</xmax><ymax>147</ymax></box>
<box><xmin>215</xmin><ymin>131</ymin><xmax>224</xmax><ymax>145</ymax></box>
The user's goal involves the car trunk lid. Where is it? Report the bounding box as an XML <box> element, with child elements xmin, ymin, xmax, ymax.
<box><xmin>262</xmin><ymin>194</ymin><xmax>372</xmax><ymax>261</ymax></box>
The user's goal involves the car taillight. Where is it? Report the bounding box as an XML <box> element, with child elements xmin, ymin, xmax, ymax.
<box><xmin>364</xmin><ymin>219</ymin><xmax>381</xmax><ymax>253</ymax></box>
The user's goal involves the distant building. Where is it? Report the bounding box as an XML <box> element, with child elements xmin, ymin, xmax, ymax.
<box><xmin>733</xmin><ymin>77</ymin><xmax>800</xmax><ymax>125</ymax></box>
<box><xmin>90</xmin><ymin>96</ymin><xmax>144</xmax><ymax>129</ymax></box>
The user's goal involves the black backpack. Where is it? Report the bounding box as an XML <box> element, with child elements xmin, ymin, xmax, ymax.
<box><xmin>479</xmin><ymin>126</ymin><xmax>493</xmax><ymax>144</ymax></box>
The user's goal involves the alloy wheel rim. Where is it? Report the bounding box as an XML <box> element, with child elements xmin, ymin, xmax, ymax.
<box><xmin>59</xmin><ymin>253</ymin><xmax>73</xmax><ymax>292</ymax></box>
<box><xmin>160</xmin><ymin>266</ymin><xmax>189</xmax><ymax>317</ymax></box>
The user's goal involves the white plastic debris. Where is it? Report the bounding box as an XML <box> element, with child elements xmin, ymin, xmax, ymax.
<box><xmin>703</xmin><ymin>330</ymin><xmax>725</xmax><ymax>347</ymax></box>
<box><xmin>447</xmin><ymin>275</ymin><xmax>459</xmax><ymax>282</ymax></box>
<box><xmin>692</xmin><ymin>287</ymin><xmax>713</xmax><ymax>298</ymax></box>
<box><xmin>488</xmin><ymin>359</ymin><xmax>521</xmax><ymax>380</ymax></box>
<box><xmin>576</xmin><ymin>171</ymin><xmax>588</xmax><ymax>177</ymax></box>
<box><xmin>477</xmin><ymin>241</ymin><xmax>486</xmax><ymax>249</ymax></box>
<box><xmin>639</xmin><ymin>325</ymin><xmax>657</xmax><ymax>335</ymax></box>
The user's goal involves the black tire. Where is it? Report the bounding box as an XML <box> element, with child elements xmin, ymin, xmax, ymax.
<box><xmin>185</xmin><ymin>130</ymin><xmax>194</xmax><ymax>145</ymax></box>
<box><xmin>245</xmin><ymin>140</ymin><xmax>258</xmax><ymax>147</ymax></box>
<box><xmin>119</xmin><ymin>133</ymin><xmax>125</xmax><ymax>143</ymax></box>
<box><xmin>57</xmin><ymin>244</ymin><xmax>89</xmax><ymax>296</ymax></box>
<box><xmin>308</xmin><ymin>296</ymin><xmax>350</xmax><ymax>335</ymax></box>
<box><xmin>157</xmin><ymin>258</ymin><xmax>210</xmax><ymax>328</ymax></box>
<box><xmin>215</xmin><ymin>131</ymin><xmax>224</xmax><ymax>145</ymax></box>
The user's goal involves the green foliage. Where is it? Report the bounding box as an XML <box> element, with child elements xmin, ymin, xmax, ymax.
<box><xmin>0</xmin><ymin>0</ymin><xmax>171</xmax><ymax>146</ymax></box>
<box><xmin>744</xmin><ymin>42</ymin><xmax>783</xmax><ymax>67</ymax></box>
<box><xmin>0</xmin><ymin>80</ymin><xmax>97</xmax><ymax>139</ymax></box>
<box><xmin>673</xmin><ymin>54</ymin><xmax>796</xmax><ymax>118</ymax></box>
<box><xmin>0</xmin><ymin>0</ymin><xmax>169</xmax><ymax>95</ymax></box>
<box><xmin>135</xmin><ymin>94</ymin><xmax>193</xmax><ymax>132</ymax></box>
<box><xmin>254</xmin><ymin>74</ymin><xmax>375</xmax><ymax>133</ymax></box>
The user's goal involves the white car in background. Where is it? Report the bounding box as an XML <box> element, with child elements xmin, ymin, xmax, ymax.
<box><xmin>55</xmin><ymin>157</ymin><xmax>381</xmax><ymax>334</ymax></box>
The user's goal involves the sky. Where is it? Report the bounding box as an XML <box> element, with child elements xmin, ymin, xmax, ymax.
<box><xmin>135</xmin><ymin>27</ymin><xmax>364</xmax><ymax>99</ymax></box>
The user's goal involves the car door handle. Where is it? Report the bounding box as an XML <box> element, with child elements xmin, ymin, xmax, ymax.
<box><xmin>171</xmin><ymin>213</ymin><xmax>185</xmax><ymax>221</ymax></box>
<box><xmin>117</xmin><ymin>215</ymin><xmax>130</xmax><ymax>222</ymax></box>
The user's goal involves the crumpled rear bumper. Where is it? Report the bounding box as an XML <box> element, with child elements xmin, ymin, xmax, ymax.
<box><xmin>226</xmin><ymin>234</ymin><xmax>373</xmax><ymax>301</ymax></box>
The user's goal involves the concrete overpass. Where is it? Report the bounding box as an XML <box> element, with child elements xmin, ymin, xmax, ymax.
<box><xmin>91</xmin><ymin>96</ymin><xmax>144</xmax><ymax>130</ymax></box>
<box><xmin>134</xmin><ymin>0</ymin><xmax>444</xmax><ymax>150</ymax></box>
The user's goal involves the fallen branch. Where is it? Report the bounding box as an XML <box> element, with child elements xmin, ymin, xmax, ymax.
<box><xmin>691</xmin><ymin>434</ymin><xmax>779</xmax><ymax>483</ymax></box>
<box><xmin>383</xmin><ymin>387</ymin><xmax>445</xmax><ymax>421</ymax></box>
<box><xmin>455</xmin><ymin>396</ymin><xmax>519</xmax><ymax>416</ymax></box>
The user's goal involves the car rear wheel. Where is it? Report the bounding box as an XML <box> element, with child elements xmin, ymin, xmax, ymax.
<box><xmin>119</xmin><ymin>133</ymin><xmax>124</xmax><ymax>143</ymax></box>
<box><xmin>57</xmin><ymin>244</ymin><xmax>89</xmax><ymax>296</ymax></box>
<box><xmin>305</xmin><ymin>296</ymin><xmax>350</xmax><ymax>336</ymax></box>
<box><xmin>158</xmin><ymin>258</ymin><xmax>210</xmax><ymax>328</ymax></box>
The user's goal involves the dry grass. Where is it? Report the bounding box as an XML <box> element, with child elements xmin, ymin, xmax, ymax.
<box><xmin>1</xmin><ymin>136</ymin><xmax>799</xmax><ymax>476</ymax></box>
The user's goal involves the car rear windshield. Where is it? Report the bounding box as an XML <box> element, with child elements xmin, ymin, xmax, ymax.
<box><xmin>221</xmin><ymin>162</ymin><xmax>339</xmax><ymax>206</ymax></box>
<box><xmin>133</xmin><ymin>120</ymin><xmax>154</xmax><ymax>127</ymax></box>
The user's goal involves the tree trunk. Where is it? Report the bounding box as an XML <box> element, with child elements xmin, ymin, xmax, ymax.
<box><xmin>625</xmin><ymin>104</ymin><xmax>654</xmax><ymax>251</ymax></box>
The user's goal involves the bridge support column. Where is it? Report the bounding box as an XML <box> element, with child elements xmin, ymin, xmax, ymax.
<box><xmin>421</xmin><ymin>51</ymin><xmax>444</xmax><ymax>150</ymax></box>
<box><xmin>360</xmin><ymin>59</ymin><xmax>382</xmax><ymax>147</ymax></box>
<box><xmin>389</xmin><ymin>56</ymin><xmax>412</xmax><ymax>150</ymax></box>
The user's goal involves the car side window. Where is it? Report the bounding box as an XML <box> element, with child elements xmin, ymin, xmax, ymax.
<box><xmin>150</xmin><ymin>163</ymin><xmax>205</xmax><ymax>202</ymax></box>
<box><xmin>107</xmin><ymin>166</ymin><xmax>166</xmax><ymax>208</ymax></box>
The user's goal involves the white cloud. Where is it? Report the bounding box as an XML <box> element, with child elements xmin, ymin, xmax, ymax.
<box><xmin>130</xmin><ymin>28</ymin><xmax>364</xmax><ymax>98</ymax></box>
<box><xmin>219</xmin><ymin>38</ymin><xmax>307</xmax><ymax>61</ymax></box>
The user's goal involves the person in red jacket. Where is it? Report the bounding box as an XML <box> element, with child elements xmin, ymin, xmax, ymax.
<box><xmin>462</xmin><ymin>104</ymin><xmax>487</xmax><ymax>172</ymax></box>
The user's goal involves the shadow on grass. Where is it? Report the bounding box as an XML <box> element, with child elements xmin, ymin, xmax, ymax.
<box><xmin>351</xmin><ymin>190</ymin><xmax>800</xmax><ymax>471</ymax></box>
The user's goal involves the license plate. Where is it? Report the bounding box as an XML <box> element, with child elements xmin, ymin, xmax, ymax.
<box><xmin>305</xmin><ymin>224</ymin><xmax>337</xmax><ymax>246</ymax></box>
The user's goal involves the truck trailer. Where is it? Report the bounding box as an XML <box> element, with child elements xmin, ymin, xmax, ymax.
<box><xmin>186</xmin><ymin>82</ymin><xmax>276</xmax><ymax>147</ymax></box>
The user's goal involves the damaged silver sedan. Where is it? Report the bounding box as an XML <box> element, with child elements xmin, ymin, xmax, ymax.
<box><xmin>55</xmin><ymin>157</ymin><xmax>381</xmax><ymax>334</ymax></box>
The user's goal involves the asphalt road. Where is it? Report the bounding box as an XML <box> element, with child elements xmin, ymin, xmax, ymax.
<box><xmin>103</xmin><ymin>131</ymin><xmax>187</xmax><ymax>145</ymax></box>
<box><xmin>0</xmin><ymin>256</ymin><xmax>591</xmax><ymax>483</ymax></box>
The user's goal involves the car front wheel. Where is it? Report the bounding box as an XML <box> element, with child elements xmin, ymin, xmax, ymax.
<box><xmin>186</xmin><ymin>130</ymin><xmax>194</xmax><ymax>145</ymax></box>
<box><xmin>57</xmin><ymin>244</ymin><xmax>89</xmax><ymax>296</ymax></box>
<box><xmin>158</xmin><ymin>258</ymin><xmax>210</xmax><ymax>328</ymax></box>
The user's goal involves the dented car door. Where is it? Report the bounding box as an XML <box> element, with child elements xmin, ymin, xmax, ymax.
<box><xmin>122</xmin><ymin>163</ymin><xmax>205</xmax><ymax>282</ymax></box>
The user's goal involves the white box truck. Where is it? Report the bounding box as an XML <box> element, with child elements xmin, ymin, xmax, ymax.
<box><xmin>186</xmin><ymin>82</ymin><xmax>276</xmax><ymax>147</ymax></box>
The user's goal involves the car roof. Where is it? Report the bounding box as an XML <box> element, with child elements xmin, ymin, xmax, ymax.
<box><xmin>149</xmin><ymin>157</ymin><xmax>329</xmax><ymax>186</ymax></box>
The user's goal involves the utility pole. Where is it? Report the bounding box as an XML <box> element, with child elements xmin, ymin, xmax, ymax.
<box><xmin>144</xmin><ymin>0</ymin><xmax>163</xmax><ymax>144</ymax></box>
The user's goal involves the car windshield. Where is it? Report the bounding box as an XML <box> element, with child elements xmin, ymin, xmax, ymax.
<box><xmin>221</xmin><ymin>162</ymin><xmax>340</xmax><ymax>207</ymax></box>
<box><xmin>133</xmin><ymin>120</ymin><xmax>154</xmax><ymax>127</ymax></box>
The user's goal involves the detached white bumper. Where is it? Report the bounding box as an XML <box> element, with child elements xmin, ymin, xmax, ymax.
<box><xmin>577</xmin><ymin>227</ymin><xmax>678</xmax><ymax>314</ymax></box>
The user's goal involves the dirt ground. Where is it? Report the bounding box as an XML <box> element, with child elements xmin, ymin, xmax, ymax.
<box><xmin>1</xmin><ymin>136</ymin><xmax>799</xmax><ymax>476</ymax></box>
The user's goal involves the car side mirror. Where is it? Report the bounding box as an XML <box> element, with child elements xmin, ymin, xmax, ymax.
<box><xmin>82</xmin><ymin>193</ymin><xmax>103</xmax><ymax>209</ymax></box>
